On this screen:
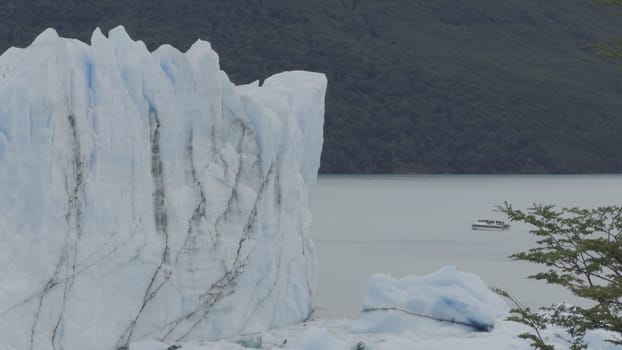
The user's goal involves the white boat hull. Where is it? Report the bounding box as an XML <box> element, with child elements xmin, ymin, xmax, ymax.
<box><xmin>471</xmin><ymin>225</ymin><xmax>510</xmax><ymax>231</ymax></box>
<box><xmin>471</xmin><ymin>219</ymin><xmax>510</xmax><ymax>231</ymax></box>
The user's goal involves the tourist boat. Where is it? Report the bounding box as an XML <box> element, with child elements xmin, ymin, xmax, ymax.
<box><xmin>471</xmin><ymin>219</ymin><xmax>510</xmax><ymax>231</ymax></box>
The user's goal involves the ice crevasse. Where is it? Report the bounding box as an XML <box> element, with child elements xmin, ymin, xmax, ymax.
<box><xmin>0</xmin><ymin>26</ymin><xmax>326</xmax><ymax>350</ymax></box>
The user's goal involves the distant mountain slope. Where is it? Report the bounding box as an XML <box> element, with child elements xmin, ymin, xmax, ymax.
<box><xmin>2</xmin><ymin>0</ymin><xmax>622</xmax><ymax>173</ymax></box>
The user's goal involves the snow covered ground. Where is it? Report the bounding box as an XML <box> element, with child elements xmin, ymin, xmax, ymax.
<box><xmin>130</xmin><ymin>315</ymin><xmax>620</xmax><ymax>350</ymax></box>
<box><xmin>130</xmin><ymin>319</ymin><xmax>533</xmax><ymax>350</ymax></box>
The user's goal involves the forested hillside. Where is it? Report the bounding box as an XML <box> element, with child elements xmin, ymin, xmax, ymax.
<box><xmin>2</xmin><ymin>0</ymin><xmax>622</xmax><ymax>173</ymax></box>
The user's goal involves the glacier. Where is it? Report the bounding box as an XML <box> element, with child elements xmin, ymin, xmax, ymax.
<box><xmin>0</xmin><ymin>26</ymin><xmax>326</xmax><ymax>350</ymax></box>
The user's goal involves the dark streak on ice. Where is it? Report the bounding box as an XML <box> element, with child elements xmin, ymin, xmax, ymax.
<box><xmin>116</xmin><ymin>106</ymin><xmax>171</xmax><ymax>350</ymax></box>
<box><xmin>27</xmin><ymin>112</ymin><xmax>85</xmax><ymax>350</ymax></box>
<box><xmin>50</xmin><ymin>113</ymin><xmax>85</xmax><ymax>350</ymax></box>
<box><xmin>361</xmin><ymin>307</ymin><xmax>494</xmax><ymax>332</ymax></box>
<box><xmin>161</xmin><ymin>161</ymin><xmax>274</xmax><ymax>343</ymax></box>
<box><xmin>214</xmin><ymin>120</ymin><xmax>249</xmax><ymax>232</ymax></box>
<box><xmin>176</xmin><ymin>130</ymin><xmax>208</xmax><ymax>264</ymax></box>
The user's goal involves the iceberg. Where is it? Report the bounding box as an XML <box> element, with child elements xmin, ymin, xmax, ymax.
<box><xmin>351</xmin><ymin>266</ymin><xmax>509</xmax><ymax>334</ymax></box>
<box><xmin>0</xmin><ymin>26</ymin><xmax>326</xmax><ymax>350</ymax></box>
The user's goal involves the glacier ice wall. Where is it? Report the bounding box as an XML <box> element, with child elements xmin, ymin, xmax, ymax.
<box><xmin>0</xmin><ymin>26</ymin><xmax>326</xmax><ymax>350</ymax></box>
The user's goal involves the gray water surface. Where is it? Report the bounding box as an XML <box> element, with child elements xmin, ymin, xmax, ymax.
<box><xmin>309</xmin><ymin>175</ymin><xmax>622</xmax><ymax>319</ymax></box>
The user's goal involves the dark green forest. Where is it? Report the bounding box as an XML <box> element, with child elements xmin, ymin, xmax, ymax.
<box><xmin>2</xmin><ymin>0</ymin><xmax>622</xmax><ymax>173</ymax></box>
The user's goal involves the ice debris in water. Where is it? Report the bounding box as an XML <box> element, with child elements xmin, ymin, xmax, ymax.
<box><xmin>128</xmin><ymin>266</ymin><xmax>621</xmax><ymax>349</ymax></box>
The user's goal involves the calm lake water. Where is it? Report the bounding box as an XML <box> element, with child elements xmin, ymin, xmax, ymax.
<box><xmin>309</xmin><ymin>175</ymin><xmax>622</xmax><ymax>319</ymax></box>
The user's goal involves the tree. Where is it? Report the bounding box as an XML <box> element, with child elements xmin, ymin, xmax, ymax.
<box><xmin>594</xmin><ymin>0</ymin><xmax>622</xmax><ymax>62</ymax></box>
<box><xmin>497</xmin><ymin>204</ymin><xmax>622</xmax><ymax>349</ymax></box>
<box><xmin>594</xmin><ymin>0</ymin><xmax>622</xmax><ymax>6</ymax></box>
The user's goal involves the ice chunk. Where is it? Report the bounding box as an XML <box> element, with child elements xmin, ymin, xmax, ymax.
<box><xmin>352</xmin><ymin>266</ymin><xmax>509</xmax><ymax>334</ymax></box>
<box><xmin>0</xmin><ymin>26</ymin><xmax>325</xmax><ymax>350</ymax></box>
